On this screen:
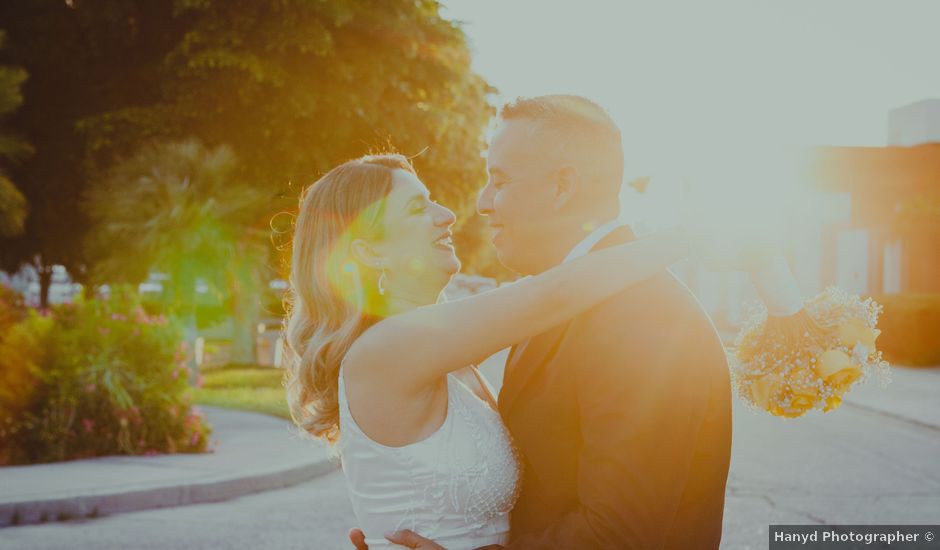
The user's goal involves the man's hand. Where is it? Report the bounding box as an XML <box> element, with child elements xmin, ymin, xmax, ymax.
<box><xmin>385</xmin><ymin>530</ymin><xmax>445</xmax><ymax>549</ymax></box>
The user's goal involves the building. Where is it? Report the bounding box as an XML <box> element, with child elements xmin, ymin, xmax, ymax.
<box><xmin>666</xmin><ymin>99</ymin><xmax>940</xmax><ymax>329</ymax></box>
<box><xmin>809</xmin><ymin>100</ymin><xmax>940</xmax><ymax>295</ymax></box>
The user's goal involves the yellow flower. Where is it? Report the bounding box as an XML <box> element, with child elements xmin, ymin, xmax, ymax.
<box><xmin>823</xmin><ymin>395</ymin><xmax>843</xmax><ymax>412</ymax></box>
<box><xmin>836</xmin><ymin>318</ymin><xmax>880</xmax><ymax>352</ymax></box>
<box><xmin>749</xmin><ymin>374</ymin><xmax>782</xmax><ymax>411</ymax></box>
<box><xmin>816</xmin><ymin>349</ymin><xmax>862</xmax><ymax>393</ymax></box>
<box><xmin>788</xmin><ymin>385</ymin><xmax>820</xmax><ymax>415</ymax></box>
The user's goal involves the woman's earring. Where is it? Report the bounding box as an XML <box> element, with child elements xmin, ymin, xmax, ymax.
<box><xmin>377</xmin><ymin>267</ymin><xmax>388</xmax><ymax>296</ymax></box>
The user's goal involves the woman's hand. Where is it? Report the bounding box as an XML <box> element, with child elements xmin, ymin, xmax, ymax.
<box><xmin>349</xmin><ymin>528</ymin><xmax>368</xmax><ymax>550</ymax></box>
<box><xmin>349</xmin><ymin>528</ymin><xmax>449</xmax><ymax>549</ymax></box>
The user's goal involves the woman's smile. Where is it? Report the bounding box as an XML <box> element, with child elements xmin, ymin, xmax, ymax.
<box><xmin>432</xmin><ymin>231</ymin><xmax>454</xmax><ymax>251</ymax></box>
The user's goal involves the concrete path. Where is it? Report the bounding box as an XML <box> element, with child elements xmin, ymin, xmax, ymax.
<box><xmin>0</xmin><ymin>407</ymin><xmax>337</xmax><ymax>528</ymax></box>
<box><xmin>0</xmin><ymin>471</ymin><xmax>355</xmax><ymax>550</ymax></box>
<box><xmin>844</xmin><ymin>364</ymin><xmax>940</xmax><ymax>431</ymax></box>
<box><xmin>3</xmin><ymin>366</ymin><xmax>936</xmax><ymax>549</ymax></box>
<box><xmin>1</xmin><ymin>362</ymin><xmax>935</xmax><ymax>549</ymax></box>
<box><xmin>723</xmin><ymin>381</ymin><xmax>940</xmax><ymax>548</ymax></box>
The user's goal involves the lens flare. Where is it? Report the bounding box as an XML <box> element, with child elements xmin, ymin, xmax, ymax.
<box><xmin>316</xmin><ymin>198</ymin><xmax>389</xmax><ymax>318</ymax></box>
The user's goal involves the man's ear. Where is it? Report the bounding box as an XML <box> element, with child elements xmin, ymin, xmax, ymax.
<box><xmin>553</xmin><ymin>164</ymin><xmax>579</xmax><ymax>211</ymax></box>
<box><xmin>350</xmin><ymin>239</ymin><xmax>386</xmax><ymax>270</ymax></box>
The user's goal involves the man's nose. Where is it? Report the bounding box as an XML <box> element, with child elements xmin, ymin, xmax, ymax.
<box><xmin>477</xmin><ymin>183</ymin><xmax>493</xmax><ymax>217</ymax></box>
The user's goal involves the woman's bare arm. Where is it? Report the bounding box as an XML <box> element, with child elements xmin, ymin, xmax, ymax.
<box><xmin>345</xmin><ymin>228</ymin><xmax>690</xmax><ymax>393</ymax></box>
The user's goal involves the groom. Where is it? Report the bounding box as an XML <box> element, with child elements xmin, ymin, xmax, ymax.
<box><xmin>357</xmin><ymin>95</ymin><xmax>732</xmax><ymax>549</ymax></box>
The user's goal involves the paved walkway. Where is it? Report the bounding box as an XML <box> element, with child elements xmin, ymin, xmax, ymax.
<box><xmin>0</xmin><ymin>357</ymin><xmax>933</xmax><ymax>535</ymax></box>
<box><xmin>2</xmin><ymin>366</ymin><xmax>936</xmax><ymax>549</ymax></box>
<box><xmin>844</xmin><ymin>364</ymin><xmax>940</xmax><ymax>431</ymax></box>
<box><xmin>0</xmin><ymin>407</ymin><xmax>337</xmax><ymax>527</ymax></box>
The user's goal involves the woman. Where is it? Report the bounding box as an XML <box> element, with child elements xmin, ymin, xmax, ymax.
<box><xmin>282</xmin><ymin>153</ymin><xmax>692</xmax><ymax>548</ymax></box>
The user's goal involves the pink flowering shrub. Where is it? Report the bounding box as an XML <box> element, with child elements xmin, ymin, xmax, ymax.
<box><xmin>0</xmin><ymin>285</ymin><xmax>212</xmax><ymax>465</ymax></box>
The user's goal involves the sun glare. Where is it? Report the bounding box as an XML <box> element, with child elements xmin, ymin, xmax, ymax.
<box><xmin>691</xmin><ymin>145</ymin><xmax>816</xmax><ymax>257</ymax></box>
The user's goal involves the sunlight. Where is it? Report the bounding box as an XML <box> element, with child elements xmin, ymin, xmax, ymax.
<box><xmin>621</xmin><ymin>142</ymin><xmax>816</xmax><ymax>262</ymax></box>
<box><xmin>327</xmin><ymin>206</ymin><xmax>383</xmax><ymax>316</ymax></box>
<box><xmin>680</xmin><ymin>144</ymin><xmax>815</xmax><ymax>253</ymax></box>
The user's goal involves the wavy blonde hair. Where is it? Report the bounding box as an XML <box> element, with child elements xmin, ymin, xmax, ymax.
<box><xmin>282</xmin><ymin>153</ymin><xmax>415</xmax><ymax>443</ymax></box>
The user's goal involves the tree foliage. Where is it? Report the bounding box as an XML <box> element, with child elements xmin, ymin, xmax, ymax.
<box><xmin>0</xmin><ymin>1</ymin><xmax>187</xmax><ymax>304</ymax></box>
<box><xmin>84</xmin><ymin>139</ymin><xmax>269</xmax><ymax>306</ymax></box>
<box><xmin>84</xmin><ymin>138</ymin><xmax>271</xmax><ymax>363</ymax></box>
<box><xmin>0</xmin><ymin>30</ymin><xmax>30</xmax><ymax>238</ymax></box>
<box><xmin>78</xmin><ymin>0</ymin><xmax>501</xmax><ymax>276</ymax></box>
<box><xmin>1</xmin><ymin>0</ymin><xmax>505</xmax><ymax>307</ymax></box>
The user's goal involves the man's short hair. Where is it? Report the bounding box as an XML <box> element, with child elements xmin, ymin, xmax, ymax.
<box><xmin>499</xmin><ymin>95</ymin><xmax>624</xmax><ymax>192</ymax></box>
<box><xmin>500</xmin><ymin>95</ymin><xmax>621</xmax><ymax>141</ymax></box>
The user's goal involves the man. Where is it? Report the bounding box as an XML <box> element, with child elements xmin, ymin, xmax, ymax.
<box><xmin>355</xmin><ymin>95</ymin><xmax>732</xmax><ymax>549</ymax></box>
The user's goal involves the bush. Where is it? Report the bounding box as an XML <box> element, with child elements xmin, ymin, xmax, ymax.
<box><xmin>869</xmin><ymin>293</ymin><xmax>940</xmax><ymax>367</ymax></box>
<box><xmin>0</xmin><ymin>283</ymin><xmax>27</xmax><ymax>332</ymax></box>
<box><xmin>0</xmin><ymin>288</ymin><xmax>51</xmax><ymax>464</ymax></box>
<box><xmin>0</xmin><ymin>285</ymin><xmax>212</xmax><ymax>465</ymax></box>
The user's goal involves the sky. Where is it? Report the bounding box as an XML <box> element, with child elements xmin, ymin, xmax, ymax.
<box><xmin>440</xmin><ymin>0</ymin><xmax>940</xmax><ymax>227</ymax></box>
<box><xmin>441</xmin><ymin>1</ymin><xmax>939</xmax><ymax>148</ymax></box>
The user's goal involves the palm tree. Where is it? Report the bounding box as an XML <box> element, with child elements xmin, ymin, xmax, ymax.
<box><xmin>83</xmin><ymin>139</ymin><xmax>272</xmax><ymax>370</ymax></box>
<box><xmin>0</xmin><ymin>30</ymin><xmax>30</xmax><ymax>238</ymax></box>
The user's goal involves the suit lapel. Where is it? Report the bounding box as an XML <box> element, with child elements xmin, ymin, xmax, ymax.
<box><xmin>497</xmin><ymin>225</ymin><xmax>638</xmax><ymax>419</ymax></box>
<box><xmin>498</xmin><ymin>322</ymin><xmax>571</xmax><ymax>418</ymax></box>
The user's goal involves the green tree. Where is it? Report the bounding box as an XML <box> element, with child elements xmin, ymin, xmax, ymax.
<box><xmin>0</xmin><ymin>1</ymin><xmax>186</xmax><ymax>306</ymax></box>
<box><xmin>0</xmin><ymin>30</ymin><xmax>30</xmax><ymax>238</ymax></box>
<box><xmin>83</xmin><ymin>139</ymin><xmax>271</xmax><ymax>367</ymax></box>
<box><xmin>80</xmin><ymin>0</ymin><xmax>502</xmax><ymax>276</ymax></box>
<box><xmin>2</xmin><ymin>0</ymin><xmax>505</xmax><ymax>313</ymax></box>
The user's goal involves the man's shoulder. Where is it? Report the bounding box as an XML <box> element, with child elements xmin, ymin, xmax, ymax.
<box><xmin>562</xmin><ymin>270</ymin><xmax>723</xmax><ymax>359</ymax></box>
<box><xmin>580</xmin><ymin>270</ymin><xmax>707</xmax><ymax>326</ymax></box>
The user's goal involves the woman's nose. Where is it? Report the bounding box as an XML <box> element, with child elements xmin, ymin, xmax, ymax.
<box><xmin>435</xmin><ymin>205</ymin><xmax>456</xmax><ymax>227</ymax></box>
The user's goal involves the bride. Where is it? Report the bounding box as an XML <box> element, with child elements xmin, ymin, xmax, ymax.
<box><xmin>282</xmin><ymin>153</ymin><xmax>695</xmax><ymax>549</ymax></box>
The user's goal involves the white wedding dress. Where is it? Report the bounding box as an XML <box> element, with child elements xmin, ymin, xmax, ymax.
<box><xmin>338</xmin><ymin>367</ymin><xmax>521</xmax><ymax>549</ymax></box>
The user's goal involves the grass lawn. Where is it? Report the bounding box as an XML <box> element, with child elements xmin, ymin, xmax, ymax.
<box><xmin>194</xmin><ymin>365</ymin><xmax>291</xmax><ymax>420</ymax></box>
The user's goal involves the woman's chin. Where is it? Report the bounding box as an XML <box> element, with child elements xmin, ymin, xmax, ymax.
<box><xmin>442</xmin><ymin>255</ymin><xmax>461</xmax><ymax>276</ymax></box>
<box><xmin>431</xmin><ymin>246</ymin><xmax>461</xmax><ymax>275</ymax></box>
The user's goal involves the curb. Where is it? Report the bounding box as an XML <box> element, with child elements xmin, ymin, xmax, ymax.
<box><xmin>842</xmin><ymin>400</ymin><xmax>940</xmax><ymax>434</ymax></box>
<box><xmin>1</xmin><ymin>453</ymin><xmax>338</xmax><ymax>528</ymax></box>
<box><xmin>0</xmin><ymin>406</ymin><xmax>341</xmax><ymax>530</ymax></box>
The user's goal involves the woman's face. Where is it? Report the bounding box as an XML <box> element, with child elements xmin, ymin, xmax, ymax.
<box><xmin>372</xmin><ymin>169</ymin><xmax>460</xmax><ymax>291</ymax></box>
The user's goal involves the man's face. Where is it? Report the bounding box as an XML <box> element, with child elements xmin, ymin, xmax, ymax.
<box><xmin>477</xmin><ymin>119</ymin><xmax>560</xmax><ymax>275</ymax></box>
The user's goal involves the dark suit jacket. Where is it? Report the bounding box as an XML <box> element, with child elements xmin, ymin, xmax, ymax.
<box><xmin>498</xmin><ymin>226</ymin><xmax>732</xmax><ymax>549</ymax></box>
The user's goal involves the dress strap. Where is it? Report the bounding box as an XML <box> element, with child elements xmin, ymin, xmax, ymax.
<box><xmin>468</xmin><ymin>366</ymin><xmax>499</xmax><ymax>411</ymax></box>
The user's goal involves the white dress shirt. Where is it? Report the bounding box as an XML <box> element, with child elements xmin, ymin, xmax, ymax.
<box><xmin>561</xmin><ymin>218</ymin><xmax>625</xmax><ymax>264</ymax></box>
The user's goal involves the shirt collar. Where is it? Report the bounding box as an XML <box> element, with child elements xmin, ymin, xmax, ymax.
<box><xmin>562</xmin><ymin>218</ymin><xmax>624</xmax><ymax>264</ymax></box>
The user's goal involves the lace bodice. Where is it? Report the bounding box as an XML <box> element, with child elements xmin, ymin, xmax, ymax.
<box><xmin>337</xmin><ymin>369</ymin><xmax>521</xmax><ymax>549</ymax></box>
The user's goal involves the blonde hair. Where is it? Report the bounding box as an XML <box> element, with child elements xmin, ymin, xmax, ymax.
<box><xmin>282</xmin><ymin>153</ymin><xmax>415</xmax><ymax>443</ymax></box>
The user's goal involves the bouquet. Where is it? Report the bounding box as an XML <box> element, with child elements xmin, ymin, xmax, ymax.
<box><xmin>730</xmin><ymin>253</ymin><xmax>891</xmax><ymax>418</ymax></box>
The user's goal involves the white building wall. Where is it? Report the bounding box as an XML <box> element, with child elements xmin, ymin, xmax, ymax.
<box><xmin>888</xmin><ymin>99</ymin><xmax>940</xmax><ymax>146</ymax></box>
